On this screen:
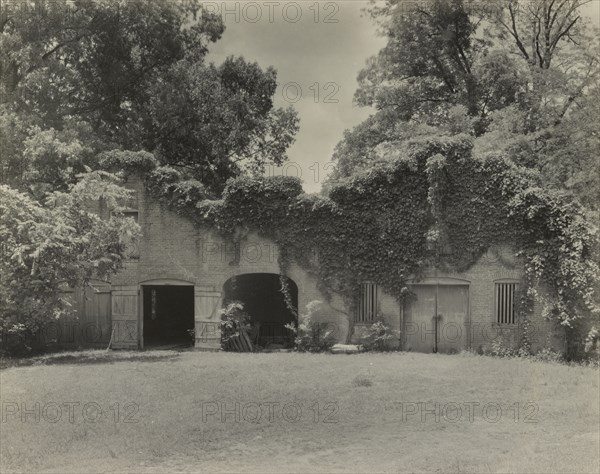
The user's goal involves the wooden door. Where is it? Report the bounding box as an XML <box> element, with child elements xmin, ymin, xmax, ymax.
<box><xmin>79</xmin><ymin>284</ymin><xmax>111</xmax><ymax>345</ymax></box>
<box><xmin>436</xmin><ymin>285</ymin><xmax>468</xmax><ymax>353</ymax></box>
<box><xmin>404</xmin><ymin>285</ymin><xmax>469</xmax><ymax>353</ymax></box>
<box><xmin>194</xmin><ymin>290</ymin><xmax>222</xmax><ymax>350</ymax></box>
<box><xmin>59</xmin><ymin>281</ymin><xmax>111</xmax><ymax>347</ymax></box>
<box><xmin>111</xmin><ymin>286</ymin><xmax>139</xmax><ymax>349</ymax></box>
<box><xmin>403</xmin><ymin>285</ymin><xmax>437</xmax><ymax>352</ymax></box>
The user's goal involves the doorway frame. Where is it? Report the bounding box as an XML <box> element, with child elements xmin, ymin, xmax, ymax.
<box><xmin>402</xmin><ymin>277</ymin><xmax>471</xmax><ymax>352</ymax></box>
<box><xmin>139</xmin><ymin>279</ymin><xmax>195</xmax><ymax>350</ymax></box>
<box><xmin>221</xmin><ymin>273</ymin><xmax>299</xmax><ymax>348</ymax></box>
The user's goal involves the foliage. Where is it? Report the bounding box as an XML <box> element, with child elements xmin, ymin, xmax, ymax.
<box><xmin>0</xmin><ymin>0</ymin><xmax>299</xmax><ymax>355</ymax></box>
<box><xmin>584</xmin><ymin>327</ymin><xmax>599</xmax><ymax>356</ymax></box>
<box><xmin>359</xmin><ymin>318</ymin><xmax>400</xmax><ymax>352</ymax></box>
<box><xmin>143</xmin><ymin>57</ymin><xmax>299</xmax><ymax>195</ymax></box>
<box><xmin>331</xmin><ymin>0</ymin><xmax>599</xmax><ymax>217</ymax></box>
<box><xmin>137</xmin><ymin>131</ymin><xmax>599</xmax><ymax>355</ymax></box>
<box><xmin>355</xmin><ymin>0</ymin><xmax>539</xmax><ymax>135</ymax></box>
<box><xmin>0</xmin><ymin>172</ymin><xmax>140</xmax><ymax>355</ymax></box>
<box><xmin>1</xmin><ymin>0</ymin><xmax>299</xmax><ymax>196</ymax></box>
<box><xmin>285</xmin><ymin>301</ymin><xmax>337</xmax><ymax>353</ymax></box>
<box><xmin>219</xmin><ymin>301</ymin><xmax>252</xmax><ymax>351</ymax></box>
<box><xmin>532</xmin><ymin>347</ymin><xmax>565</xmax><ymax>363</ymax></box>
<box><xmin>98</xmin><ymin>150</ymin><xmax>159</xmax><ymax>175</ymax></box>
<box><xmin>489</xmin><ymin>335</ymin><xmax>519</xmax><ymax>358</ymax></box>
<box><xmin>488</xmin><ymin>335</ymin><xmax>566</xmax><ymax>363</ymax></box>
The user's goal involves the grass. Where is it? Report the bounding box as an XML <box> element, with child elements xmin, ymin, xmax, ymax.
<box><xmin>1</xmin><ymin>350</ymin><xmax>598</xmax><ymax>473</ymax></box>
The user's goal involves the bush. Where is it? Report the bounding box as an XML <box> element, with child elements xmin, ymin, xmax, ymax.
<box><xmin>489</xmin><ymin>336</ymin><xmax>518</xmax><ymax>358</ymax></box>
<box><xmin>285</xmin><ymin>301</ymin><xmax>336</xmax><ymax>353</ymax></box>
<box><xmin>488</xmin><ymin>331</ymin><xmax>567</xmax><ymax>363</ymax></box>
<box><xmin>584</xmin><ymin>327</ymin><xmax>600</xmax><ymax>356</ymax></box>
<box><xmin>0</xmin><ymin>173</ymin><xmax>140</xmax><ymax>356</ymax></box>
<box><xmin>532</xmin><ymin>347</ymin><xmax>564</xmax><ymax>363</ymax></box>
<box><xmin>219</xmin><ymin>302</ymin><xmax>253</xmax><ymax>351</ymax></box>
<box><xmin>359</xmin><ymin>318</ymin><xmax>400</xmax><ymax>352</ymax></box>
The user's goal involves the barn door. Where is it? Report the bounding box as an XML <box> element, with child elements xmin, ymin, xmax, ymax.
<box><xmin>436</xmin><ymin>285</ymin><xmax>468</xmax><ymax>353</ymax></box>
<box><xmin>111</xmin><ymin>286</ymin><xmax>139</xmax><ymax>349</ymax></box>
<box><xmin>403</xmin><ymin>286</ymin><xmax>437</xmax><ymax>352</ymax></box>
<box><xmin>58</xmin><ymin>282</ymin><xmax>111</xmax><ymax>347</ymax></box>
<box><xmin>404</xmin><ymin>285</ymin><xmax>468</xmax><ymax>353</ymax></box>
<box><xmin>78</xmin><ymin>283</ymin><xmax>111</xmax><ymax>346</ymax></box>
<box><xmin>194</xmin><ymin>289</ymin><xmax>222</xmax><ymax>350</ymax></box>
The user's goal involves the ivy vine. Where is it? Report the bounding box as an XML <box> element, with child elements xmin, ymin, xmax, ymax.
<box><xmin>112</xmin><ymin>134</ymin><xmax>598</xmax><ymax>355</ymax></box>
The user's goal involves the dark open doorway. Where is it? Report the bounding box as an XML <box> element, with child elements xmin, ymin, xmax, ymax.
<box><xmin>222</xmin><ymin>274</ymin><xmax>298</xmax><ymax>348</ymax></box>
<box><xmin>142</xmin><ymin>285</ymin><xmax>194</xmax><ymax>348</ymax></box>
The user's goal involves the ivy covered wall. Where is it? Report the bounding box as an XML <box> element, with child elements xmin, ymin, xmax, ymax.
<box><xmin>108</xmin><ymin>134</ymin><xmax>599</xmax><ymax>356</ymax></box>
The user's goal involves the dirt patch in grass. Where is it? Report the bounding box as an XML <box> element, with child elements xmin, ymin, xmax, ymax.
<box><xmin>0</xmin><ymin>349</ymin><xmax>181</xmax><ymax>370</ymax></box>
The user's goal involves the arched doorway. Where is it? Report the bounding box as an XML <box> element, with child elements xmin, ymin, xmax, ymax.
<box><xmin>222</xmin><ymin>274</ymin><xmax>298</xmax><ymax>349</ymax></box>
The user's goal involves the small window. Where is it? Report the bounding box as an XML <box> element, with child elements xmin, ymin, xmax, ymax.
<box><xmin>356</xmin><ymin>282</ymin><xmax>378</xmax><ymax>323</ymax></box>
<box><xmin>120</xmin><ymin>211</ymin><xmax>139</xmax><ymax>259</ymax></box>
<box><xmin>495</xmin><ymin>282</ymin><xmax>518</xmax><ymax>324</ymax></box>
<box><xmin>123</xmin><ymin>211</ymin><xmax>139</xmax><ymax>223</ymax></box>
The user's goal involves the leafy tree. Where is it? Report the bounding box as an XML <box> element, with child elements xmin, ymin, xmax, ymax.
<box><xmin>140</xmin><ymin>56</ymin><xmax>299</xmax><ymax>195</ymax></box>
<box><xmin>1</xmin><ymin>0</ymin><xmax>298</xmax><ymax>196</ymax></box>
<box><xmin>0</xmin><ymin>171</ymin><xmax>140</xmax><ymax>354</ymax></box>
<box><xmin>1</xmin><ymin>0</ymin><xmax>222</xmax><ymax>127</ymax></box>
<box><xmin>355</xmin><ymin>0</ymin><xmax>526</xmax><ymax>133</ymax></box>
<box><xmin>329</xmin><ymin>0</ymin><xmax>598</xmax><ymax>216</ymax></box>
<box><xmin>0</xmin><ymin>0</ymin><xmax>299</xmax><ymax>354</ymax></box>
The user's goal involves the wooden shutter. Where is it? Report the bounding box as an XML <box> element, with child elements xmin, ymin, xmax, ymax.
<box><xmin>111</xmin><ymin>286</ymin><xmax>139</xmax><ymax>349</ymax></box>
<box><xmin>194</xmin><ymin>289</ymin><xmax>222</xmax><ymax>350</ymax></box>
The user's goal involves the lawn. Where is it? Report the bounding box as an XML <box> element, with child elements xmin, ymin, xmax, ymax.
<box><xmin>1</xmin><ymin>350</ymin><xmax>598</xmax><ymax>473</ymax></box>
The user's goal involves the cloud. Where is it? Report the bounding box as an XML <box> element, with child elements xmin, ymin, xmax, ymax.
<box><xmin>207</xmin><ymin>1</ymin><xmax>386</xmax><ymax>193</ymax></box>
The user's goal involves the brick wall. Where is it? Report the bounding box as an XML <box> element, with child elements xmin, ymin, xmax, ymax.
<box><xmin>106</xmin><ymin>176</ymin><xmax>562</xmax><ymax>353</ymax></box>
<box><xmin>110</xmin><ymin>176</ymin><xmax>350</xmax><ymax>348</ymax></box>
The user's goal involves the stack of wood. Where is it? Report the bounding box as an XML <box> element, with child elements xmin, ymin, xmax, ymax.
<box><xmin>223</xmin><ymin>326</ymin><xmax>254</xmax><ymax>352</ymax></box>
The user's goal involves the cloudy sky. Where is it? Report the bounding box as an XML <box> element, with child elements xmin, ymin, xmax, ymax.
<box><xmin>208</xmin><ymin>1</ymin><xmax>384</xmax><ymax>192</ymax></box>
<box><xmin>207</xmin><ymin>1</ymin><xmax>600</xmax><ymax>193</ymax></box>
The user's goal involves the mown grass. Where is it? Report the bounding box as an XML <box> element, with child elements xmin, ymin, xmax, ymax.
<box><xmin>1</xmin><ymin>351</ymin><xmax>598</xmax><ymax>473</ymax></box>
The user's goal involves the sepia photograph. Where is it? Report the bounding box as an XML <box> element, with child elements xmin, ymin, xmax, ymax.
<box><xmin>0</xmin><ymin>0</ymin><xmax>599</xmax><ymax>472</ymax></box>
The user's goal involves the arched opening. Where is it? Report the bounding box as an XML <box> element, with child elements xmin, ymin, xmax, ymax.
<box><xmin>222</xmin><ymin>273</ymin><xmax>298</xmax><ymax>349</ymax></box>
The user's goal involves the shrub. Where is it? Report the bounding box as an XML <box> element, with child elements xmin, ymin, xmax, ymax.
<box><xmin>359</xmin><ymin>318</ymin><xmax>400</xmax><ymax>352</ymax></box>
<box><xmin>0</xmin><ymin>172</ymin><xmax>140</xmax><ymax>356</ymax></box>
<box><xmin>584</xmin><ymin>327</ymin><xmax>599</xmax><ymax>356</ymax></box>
<box><xmin>489</xmin><ymin>336</ymin><xmax>517</xmax><ymax>358</ymax></box>
<box><xmin>488</xmin><ymin>331</ymin><xmax>567</xmax><ymax>363</ymax></box>
<box><xmin>532</xmin><ymin>347</ymin><xmax>564</xmax><ymax>363</ymax></box>
<box><xmin>219</xmin><ymin>302</ymin><xmax>253</xmax><ymax>351</ymax></box>
<box><xmin>285</xmin><ymin>301</ymin><xmax>336</xmax><ymax>353</ymax></box>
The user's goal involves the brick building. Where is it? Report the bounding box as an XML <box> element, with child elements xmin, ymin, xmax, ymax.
<box><xmin>65</xmin><ymin>176</ymin><xmax>563</xmax><ymax>354</ymax></box>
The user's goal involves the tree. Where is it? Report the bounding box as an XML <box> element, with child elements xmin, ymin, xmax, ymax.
<box><xmin>140</xmin><ymin>56</ymin><xmax>299</xmax><ymax>195</ymax></box>
<box><xmin>355</xmin><ymin>0</ymin><xmax>527</xmax><ymax>134</ymax></box>
<box><xmin>0</xmin><ymin>0</ymin><xmax>222</xmax><ymax>127</ymax></box>
<box><xmin>0</xmin><ymin>0</ymin><xmax>299</xmax><ymax>353</ymax></box>
<box><xmin>328</xmin><ymin>0</ymin><xmax>599</xmax><ymax>216</ymax></box>
<box><xmin>1</xmin><ymin>0</ymin><xmax>298</xmax><ymax>196</ymax></box>
<box><xmin>0</xmin><ymin>171</ymin><xmax>141</xmax><ymax>354</ymax></box>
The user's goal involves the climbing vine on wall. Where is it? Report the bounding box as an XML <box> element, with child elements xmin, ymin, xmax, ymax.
<box><xmin>109</xmin><ymin>134</ymin><xmax>599</xmax><ymax>355</ymax></box>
